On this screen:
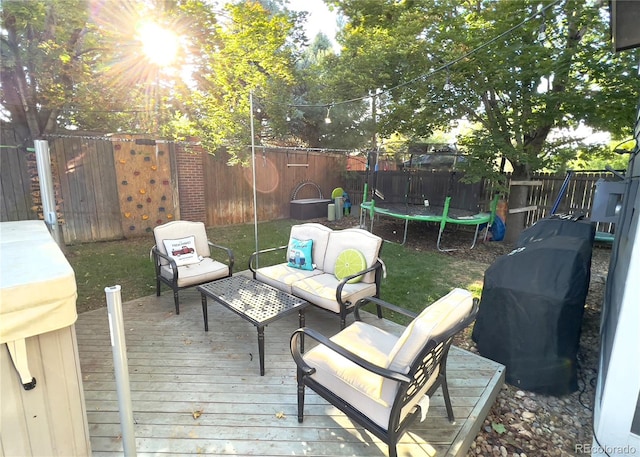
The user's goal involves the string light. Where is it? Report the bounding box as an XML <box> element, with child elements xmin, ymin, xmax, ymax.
<box><xmin>324</xmin><ymin>105</ymin><xmax>332</xmax><ymax>124</ymax></box>
<box><xmin>443</xmin><ymin>66</ymin><xmax>452</xmax><ymax>91</ymax></box>
<box><xmin>537</xmin><ymin>7</ymin><xmax>547</xmax><ymax>42</ymax></box>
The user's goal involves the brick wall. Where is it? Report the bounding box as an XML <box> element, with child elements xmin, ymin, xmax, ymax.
<box><xmin>26</xmin><ymin>150</ymin><xmax>64</xmax><ymax>224</ymax></box>
<box><xmin>175</xmin><ymin>144</ymin><xmax>206</xmax><ymax>222</ymax></box>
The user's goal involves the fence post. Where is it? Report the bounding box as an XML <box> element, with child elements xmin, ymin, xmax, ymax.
<box><xmin>105</xmin><ymin>285</ymin><xmax>137</xmax><ymax>456</ymax></box>
<box><xmin>34</xmin><ymin>140</ymin><xmax>62</xmax><ymax>246</ymax></box>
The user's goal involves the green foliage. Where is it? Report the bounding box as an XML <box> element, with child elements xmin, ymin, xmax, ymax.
<box><xmin>279</xmin><ymin>30</ymin><xmax>373</xmax><ymax>150</ymax></box>
<box><xmin>327</xmin><ymin>0</ymin><xmax>640</xmax><ymax>180</ymax></box>
<box><xmin>567</xmin><ymin>138</ymin><xmax>633</xmax><ymax>172</ymax></box>
<box><xmin>1</xmin><ymin>0</ymin><xmax>101</xmax><ymax>138</ymax></box>
<box><xmin>162</xmin><ymin>1</ymin><xmax>303</xmax><ymax>158</ymax></box>
<box><xmin>4</xmin><ymin>0</ymin><xmax>638</xmax><ymax>172</ymax></box>
<box><xmin>1</xmin><ymin>0</ymin><xmax>200</xmax><ymax>137</ymax></box>
<box><xmin>492</xmin><ymin>422</ymin><xmax>507</xmax><ymax>434</ymax></box>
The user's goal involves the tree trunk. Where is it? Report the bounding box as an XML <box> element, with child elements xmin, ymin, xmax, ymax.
<box><xmin>505</xmin><ymin>183</ymin><xmax>528</xmax><ymax>244</ymax></box>
<box><xmin>504</xmin><ymin>167</ymin><xmax>530</xmax><ymax>244</ymax></box>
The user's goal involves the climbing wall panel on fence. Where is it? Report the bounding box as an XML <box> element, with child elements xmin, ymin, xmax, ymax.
<box><xmin>113</xmin><ymin>139</ymin><xmax>175</xmax><ymax>236</ymax></box>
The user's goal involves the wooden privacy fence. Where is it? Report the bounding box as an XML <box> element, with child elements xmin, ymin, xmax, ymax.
<box><xmin>0</xmin><ymin>126</ymin><xmax>36</xmax><ymax>222</ymax></box>
<box><xmin>522</xmin><ymin>171</ymin><xmax>616</xmax><ymax>235</ymax></box>
<box><xmin>42</xmin><ymin>134</ymin><xmax>179</xmax><ymax>243</ymax></box>
<box><xmin>201</xmin><ymin>147</ymin><xmax>345</xmax><ymax>227</ymax></box>
<box><xmin>0</xmin><ymin>130</ymin><xmax>346</xmax><ymax>243</ymax></box>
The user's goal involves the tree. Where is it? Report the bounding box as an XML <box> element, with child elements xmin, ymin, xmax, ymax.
<box><xmin>1</xmin><ymin>0</ymin><xmax>99</xmax><ymax>143</ymax></box>
<box><xmin>165</xmin><ymin>1</ymin><xmax>370</xmax><ymax>155</ymax></box>
<box><xmin>1</xmin><ymin>0</ymin><xmax>195</xmax><ymax>142</ymax></box>
<box><xmin>284</xmin><ymin>32</ymin><xmax>373</xmax><ymax>150</ymax></box>
<box><xmin>327</xmin><ymin>0</ymin><xmax>640</xmax><ymax>240</ymax></box>
<box><xmin>1</xmin><ymin>0</ymin><xmax>353</xmax><ymax>156</ymax></box>
<box><xmin>162</xmin><ymin>0</ymin><xmax>305</xmax><ymax>159</ymax></box>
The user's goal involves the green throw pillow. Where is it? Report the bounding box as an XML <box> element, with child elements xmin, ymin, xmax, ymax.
<box><xmin>334</xmin><ymin>248</ymin><xmax>367</xmax><ymax>284</ymax></box>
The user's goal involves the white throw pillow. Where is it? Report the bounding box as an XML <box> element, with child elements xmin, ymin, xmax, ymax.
<box><xmin>162</xmin><ymin>236</ymin><xmax>200</xmax><ymax>266</ymax></box>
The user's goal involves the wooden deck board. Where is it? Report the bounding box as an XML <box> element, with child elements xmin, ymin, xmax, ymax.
<box><xmin>77</xmin><ymin>284</ymin><xmax>504</xmax><ymax>456</ymax></box>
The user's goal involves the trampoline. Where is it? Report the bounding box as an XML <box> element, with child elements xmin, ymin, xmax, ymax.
<box><xmin>361</xmin><ymin>194</ymin><xmax>499</xmax><ymax>251</ymax></box>
<box><xmin>357</xmin><ymin>151</ymin><xmax>500</xmax><ymax>250</ymax></box>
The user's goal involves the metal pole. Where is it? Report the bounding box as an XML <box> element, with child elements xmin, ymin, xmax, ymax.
<box><xmin>371</xmin><ymin>91</ymin><xmax>377</xmax><ymax>151</ymax></box>
<box><xmin>34</xmin><ymin>140</ymin><xmax>61</xmax><ymax>246</ymax></box>
<box><xmin>250</xmin><ymin>91</ymin><xmax>259</xmax><ymax>268</ymax></box>
<box><xmin>105</xmin><ymin>285</ymin><xmax>137</xmax><ymax>457</ymax></box>
<box><xmin>551</xmin><ymin>170</ymin><xmax>573</xmax><ymax>215</ymax></box>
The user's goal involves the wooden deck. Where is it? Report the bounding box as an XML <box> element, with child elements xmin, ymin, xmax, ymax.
<box><xmin>76</xmin><ymin>279</ymin><xmax>505</xmax><ymax>457</ymax></box>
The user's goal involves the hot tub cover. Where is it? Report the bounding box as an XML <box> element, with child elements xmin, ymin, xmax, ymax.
<box><xmin>0</xmin><ymin>221</ymin><xmax>77</xmax><ymax>343</ymax></box>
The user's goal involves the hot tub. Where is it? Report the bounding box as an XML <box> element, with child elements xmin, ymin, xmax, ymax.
<box><xmin>0</xmin><ymin>220</ymin><xmax>91</xmax><ymax>455</ymax></box>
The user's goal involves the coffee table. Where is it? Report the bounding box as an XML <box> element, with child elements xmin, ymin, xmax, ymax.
<box><xmin>197</xmin><ymin>276</ymin><xmax>309</xmax><ymax>376</ymax></box>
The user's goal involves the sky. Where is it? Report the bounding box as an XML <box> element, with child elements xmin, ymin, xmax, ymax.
<box><xmin>287</xmin><ymin>0</ymin><xmax>339</xmax><ymax>48</ymax></box>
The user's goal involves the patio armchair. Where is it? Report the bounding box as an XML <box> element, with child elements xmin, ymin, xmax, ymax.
<box><xmin>152</xmin><ymin>221</ymin><xmax>234</xmax><ymax>320</ymax></box>
<box><xmin>290</xmin><ymin>288</ymin><xmax>479</xmax><ymax>457</ymax></box>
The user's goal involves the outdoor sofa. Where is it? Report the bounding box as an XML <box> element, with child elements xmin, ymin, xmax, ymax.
<box><xmin>249</xmin><ymin>223</ymin><xmax>385</xmax><ymax>329</ymax></box>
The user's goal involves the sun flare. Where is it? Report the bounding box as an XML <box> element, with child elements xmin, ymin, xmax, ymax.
<box><xmin>137</xmin><ymin>21</ymin><xmax>179</xmax><ymax>67</ymax></box>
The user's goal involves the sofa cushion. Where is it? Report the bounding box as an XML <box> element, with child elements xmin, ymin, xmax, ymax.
<box><xmin>323</xmin><ymin>229</ymin><xmax>382</xmax><ymax>283</ymax></box>
<box><xmin>160</xmin><ymin>258</ymin><xmax>229</xmax><ymax>288</ymax></box>
<box><xmin>289</xmin><ymin>223</ymin><xmax>332</xmax><ymax>271</ymax></box>
<box><xmin>387</xmin><ymin>288</ymin><xmax>473</xmax><ymax>373</ymax></box>
<box><xmin>255</xmin><ymin>264</ymin><xmax>324</xmax><ymax>294</ymax></box>
<box><xmin>291</xmin><ymin>273</ymin><xmax>377</xmax><ymax>314</ymax></box>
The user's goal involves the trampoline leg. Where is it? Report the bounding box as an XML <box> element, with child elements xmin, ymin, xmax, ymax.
<box><xmin>402</xmin><ymin>219</ymin><xmax>409</xmax><ymax>245</ymax></box>
<box><xmin>469</xmin><ymin>225</ymin><xmax>480</xmax><ymax>249</ymax></box>
<box><xmin>483</xmin><ymin>225</ymin><xmax>489</xmax><ymax>242</ymax></box>
<box><xmin>437</xmin><ymin>228</ymin><xmax>457</xmax><ymax>252</ymax></box>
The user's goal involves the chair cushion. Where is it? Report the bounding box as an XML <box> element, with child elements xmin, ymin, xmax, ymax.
<box><xmin>323</xmin><ymin>229</ymin><xmax>382</xmax><ymax>283</ymax></box>
<box><xmin>289</xmin><ymin>223</ymin><xmax>332</xmax><ymax>271</ymax></box>
<box><xmin>160</xmin><ymin>258</ymin><xmax>229</xmax><ymax>288</ymax></box>
<box><xmin>254</xmin><ymin>264</ymin><xmax>323</xmax><ymax>294</ymax></box>
<box><xmin>154</xmin><ymin>221</ymin><xmax>211</xmax><ymax>265</ymax></box>
<box><xmin>291</xmin><ymin>273</ymin><xmax>377</xmax><ymax>314</ymax></box>
<box><xmin>303</xmin><ymin>321</ymin><xmax>399</xmax><ymax>429</ymax></box>
<box><xmin>387</xmin><ymin>288</ymin><xmax>473</xmax><ymax>374</ymax></box>
<box><xmin>305</xmin><ymin>320</ymin><xmax>444</xmax><ymax>430</ymax></box>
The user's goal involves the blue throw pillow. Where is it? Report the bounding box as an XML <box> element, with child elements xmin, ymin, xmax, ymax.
<box><xmin>287</xmin><ymin>238</ymin><xmax>314</xmax><ymax>271</ymax></box>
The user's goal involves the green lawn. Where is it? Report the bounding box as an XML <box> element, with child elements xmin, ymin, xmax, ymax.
<box><xmin>66</xmin><ymin>219</ymin><xmax>487</xmax><ymax>318</ymax></box>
